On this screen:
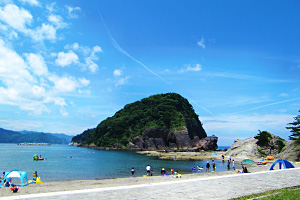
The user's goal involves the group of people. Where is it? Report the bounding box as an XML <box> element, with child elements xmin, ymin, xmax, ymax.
<box><xmin>222</xmin><ymin>154</ymin><xmax>235</xmax><ymax>170</ymax></box>
<box><xmin>205</xmin><ymin>160</ymin><xmax>216</xmax><ymax>172</ymax></box>
<box><xmin>130</xmin><ymin>165</ymin><xmax>176</xmax><ymax>177</ymax></box>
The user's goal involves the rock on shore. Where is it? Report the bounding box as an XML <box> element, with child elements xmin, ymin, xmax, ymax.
<box><xmin>225</xmin><ymin>137</ymin><xmax>260</xmax><ymax>158</ymax></box>
<box><xmin>126</xmin><ymin>126</ymin><xmax>218</xmax><ymax>151</ymax></box>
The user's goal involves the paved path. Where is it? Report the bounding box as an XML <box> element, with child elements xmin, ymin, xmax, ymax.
<box><xmin>1</xmin><ymin>168</ymin><xmax>300</xmax><ymax>200</ymax></box>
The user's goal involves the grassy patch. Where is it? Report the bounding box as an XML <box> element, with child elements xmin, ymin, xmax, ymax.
<box><xmin>231</xmin><ymin>185</ymin><xmax>300</xmax><ymax>200</ymax></box>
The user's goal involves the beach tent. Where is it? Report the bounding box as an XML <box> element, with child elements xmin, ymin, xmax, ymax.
<box><xmin>211</xmin><ymin>153</ymin><xmax>217</xmax><ymax>156</ymax></box>
<box><xmin>269</xmin><ymin>159</ymin><xmax>295</xmax><ymax>170</ymax></box>
<box><xmin>0</xmin><ymin>170</ymin><xmax>28</xmax><ymax>187</ymax></box>
<box><xmin>241</xmin><ymin>159</ymin><xmax>254</xmax><ymax>164</ymax></box>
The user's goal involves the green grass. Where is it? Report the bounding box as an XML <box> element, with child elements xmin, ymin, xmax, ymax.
<box><xmin>231</xmin><ymin>185</ymin><xmax>300</xmax><ymax>200</ymax></box>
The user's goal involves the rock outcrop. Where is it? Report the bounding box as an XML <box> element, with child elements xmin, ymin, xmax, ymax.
<box><xmin>126</xmin><ymin>127</ymin><xmax>218</xmax><ymax>151</ymax></box>
<box><xmin>225</xmin><ymin>137</ymin><xmax>260</xmax><ymax>158</ymax></box>
<box><xmin>276</xmin><ymin>140</ymin><xmax>300</xmax><ymax>161</ymax></box>
<box><xmin>226</xmin><ymin>133</ymin><xmax>288</xmax><ymax>158</ymax></box>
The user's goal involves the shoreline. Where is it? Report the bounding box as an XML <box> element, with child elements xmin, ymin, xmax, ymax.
<box><xmin>1</xmin><ymin>157</ymin><xmax>298</xmax><ymax>198</ymax></box>
<box><xmin>136</xmin><ymin>150</ymin><xmax>246</xmax><ymax>162</ymax></box>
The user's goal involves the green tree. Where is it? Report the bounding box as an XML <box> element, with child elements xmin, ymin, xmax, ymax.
<box><xmin>255</xmin><ymin>130</ymin><xmax>272</xmax><ymax>146</ymax></box>
<box><xmin>286</xmin><ymin>110</ymin><xmax>300</xmax><ymax>143</ymax></box>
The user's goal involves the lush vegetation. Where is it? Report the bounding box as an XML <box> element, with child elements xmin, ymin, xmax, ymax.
<box><xmin>257</xmin><ymin>147</ymin><xmax>266</xmax><ymax>156</ymax></box>
<box><xmin>255</xmin><ymin>130</ymin><xmax>272</xmax><ymax>146</ymax></box>
<box><xmin>0</xmin><ymin>128</ymin><xmax>72</xmax><ymax>144</ymax></box>
<box><xmin>287</xmin><ymin>110</ymin><xmax>300</xmax><ymax>144</ymax></box>
<box><xmin>232</xmin><ymin>185</ymin><xmax>300</xmax><ymax>200</ymax></box>
<box><xmin>275</xmin><ymin>137</ymin><xmax>285</xmax><ymax>153</ymax></box>
<box><xmin>74</xmin><ymin>93</ymin><xmax>206</xmax><ymax>147</ymax></box>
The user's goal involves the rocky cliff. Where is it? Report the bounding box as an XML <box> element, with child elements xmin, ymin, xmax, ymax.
<box><xmin>126</xmin><ymin>127</ymin><xmax>218</xmax><ymax>151</ymax></box>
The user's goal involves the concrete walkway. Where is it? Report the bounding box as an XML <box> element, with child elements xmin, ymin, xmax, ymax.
<box><xmin>1</xmin><ymin>168</ymin><xmax>300</xmax><ymax>200</ymax></box>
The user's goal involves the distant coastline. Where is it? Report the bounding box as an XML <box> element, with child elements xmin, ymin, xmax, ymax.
<box><xmin>17</xmin><ymin>142</ymin><xmax>51</xmax><ymax>146</ymax></box>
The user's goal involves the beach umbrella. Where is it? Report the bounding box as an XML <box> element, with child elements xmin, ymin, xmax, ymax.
<box><xmin>241</xmin><ymin>159</ymin><xmax>254</xmax><ymax>164</ymax></box>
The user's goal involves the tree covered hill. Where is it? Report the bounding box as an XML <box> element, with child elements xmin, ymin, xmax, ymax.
<box><xmin>0</xmin><ymin>128</ymin><xmax>73</xmax><ymax>144</ymax></box>
<box><xmin>72</xmin><ymin>93</ymin><xmax>209</xmax><ymax>149</ymax></box>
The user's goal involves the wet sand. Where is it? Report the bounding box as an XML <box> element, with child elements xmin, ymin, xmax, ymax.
<box><xmin>1</xmin><ymin>156</ymin><xmax>298</xmax><ymax>198</ymax></box>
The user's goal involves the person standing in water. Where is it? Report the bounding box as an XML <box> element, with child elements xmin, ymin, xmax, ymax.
<box><xmin>206</xmin><ymin>161</ymin><xmax>211</xmax><ymax>172</ymax></box>
<box><xmin>227</xmin><ymin>160</ymin><xmax>230</xmax><ymax>170</ymax></box>
<box><xmin>232</xmin><ymin>160</ymin><xmax>235</xmax><ymax>170</ymax></box>
<box><xmin>131</xmin><ymin>167</ymin><xmax>135</xmax><ymax>176</ymax></box>
<box><xmin>146</xmin><ymin>165</ymin><xmax>151</xmax><ymax>176</ymax></box>
<box><xmin>212</xmin><ymin>160</ymin><xmax>216</xmax><ymax>171</ymax></box>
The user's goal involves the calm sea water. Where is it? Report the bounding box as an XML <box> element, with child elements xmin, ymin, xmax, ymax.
<box><xmin>0</xmin><ymin>144</ymin><xmax>234</xmax><ymax>181</ymax></box>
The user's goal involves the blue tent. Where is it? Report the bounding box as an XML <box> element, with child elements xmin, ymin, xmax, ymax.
<box><xmin>211</xmin><ymin>153</ymin><xmax>217</xmax><ymax>156</ymax></box>
<box><xmin>269</xmin><ymin>159</ymin><xmax>295</xmax><ymax>170</ymax></box>
<box><xmin>0</xmin><ymin>170</ymin><xmax>28</xmax><ymax>187</ymax></box>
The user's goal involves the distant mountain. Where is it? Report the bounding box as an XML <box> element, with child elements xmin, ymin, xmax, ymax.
<box><xmin>0</xmin><ymin>128</ymin><xmax>73</xmax><ymax>144</ymax></box>
<box><xmin>19</xmin><ymin>130</ymin><xmax>73</xmax><ymax>144</ymax></box>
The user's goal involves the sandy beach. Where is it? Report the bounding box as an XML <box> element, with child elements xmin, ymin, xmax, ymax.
<box><xmin>1</xmin><ymin>154</ymin><xmax>299</xmax><ymax>199</ymax></box>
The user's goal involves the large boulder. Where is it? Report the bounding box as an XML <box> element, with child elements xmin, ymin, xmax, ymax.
<box><xmin>226</xmin><ymin>137</ymin><xmax>260</xmax><ymax>158</ymax></box>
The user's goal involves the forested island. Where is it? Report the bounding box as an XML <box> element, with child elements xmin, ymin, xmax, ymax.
<box><xmin>71</xmin><ymin>93</ymin><xmax>218</xmax><ymax>150</ymax></box>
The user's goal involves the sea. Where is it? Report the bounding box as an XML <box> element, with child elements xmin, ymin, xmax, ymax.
<box><xmin>0</xmin><ymin>144</ymin><xmax>234</xmax><ymax>182</ymax></box>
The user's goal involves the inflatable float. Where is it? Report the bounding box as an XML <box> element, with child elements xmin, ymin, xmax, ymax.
<box><xmin>33</xmin><ymin>154</ymin><xmax>46</xmax><ymax>161</ymax></box>
<box><xmin>256</xmin><ymin>161</ymin><xmax>267</xmax><ymax>165</ymax></box>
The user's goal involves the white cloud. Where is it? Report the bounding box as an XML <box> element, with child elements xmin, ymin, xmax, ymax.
<box><xmin>113</xmin><ymin>69</ymin><xmax>122</xmax><ymax>76</ymax></box>
<box><xmin>66</xmin><ymin>5</ymin><xmax>81</xmax><ymax>19</ymax></box>
<box><xmin>197</xmin><ymin>36</ymin><xmax>205</xmax><ymax>49</ymax></box>
<box><xmin>0</xmin><ymin>4</ymin><xmax>32</xmax><ymax>31</ymax></box>
<box><xmin>31</xmin><ymin>23</ymin><xmax>57</xmax><ymax>42</ymax></box>
<box><xmin>0</xmin><ymin>39</ymin><xmax>90</xmax><ymax>115</ymax></box>
<box><xmin>187</xmin><ymin>63</ymin><xmax>201</xmax><ymax>72</ymax></box>
<box><xmin>49</xmin><ymin>75</ymin><xmax>79</xmax><ymax>93</ymax></box>
<box><xmin>64</xmin><ymin>43</ymin><xmax>102</xmax><ymax>73</ymax></box>
<box><xmin>19</xmin><ymin>0</ymin><xmax>40</xmax><ymax>6</ymax></box>
<box><xmin>48</xmin><ymin>14</ymin><xmax>68</xmax><ymax>29</ymax></box>
<box><xmin>85</xmin><ymin>57</ymin><xmax>98</xmax><ymax>73</ymax></box>
<box><xmin>115</xmin><ymin>76</ymin><xmax>129</xmax><ymax>86</ymax></box>
<box><xmin>46</xmin><ymin>2</ymin><xmax>56</xmax><ymax>12</ymax></box>
<box><xmin>79</xmin><ymin>77</ymin><xmax>90</xmax><ymax>86</ymax></box>
<box><xmin>60</xmin><ymin>107</ymin><xmax>68</xmax><ymax>116</ymax></box>
<box><xmin>180</xmin><ymin>64</ymin><xmax>202</xmax><ymax>72</ymax></box>
<box><xmin>25</xmin><ymin>53</ymin><xmax>48</xmax><ymax>76</ymax></box>
<box><xmin>55</xmin><ymin>50</ymin><xmax>79</xmax><ymax>67</ymax></box>
<box><xmin>280</xmin><ymin>93</ymin><xmax>289</xmax><ymax>97</ymax></box>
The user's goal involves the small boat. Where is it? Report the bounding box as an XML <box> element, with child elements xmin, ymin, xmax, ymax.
<box><xmin>256</xmin><ymin>161</ymin><xmax>267</xmax><ymax>165</ymax></box>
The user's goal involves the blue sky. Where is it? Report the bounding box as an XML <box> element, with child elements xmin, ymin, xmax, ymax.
<box><xmin>0</xmin><ymin>0</ymin><xmax>299</xmax><ymax>146</ymax></box>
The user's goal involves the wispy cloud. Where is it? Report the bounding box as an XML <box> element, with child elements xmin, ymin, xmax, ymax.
<box><xmin>197</xmin><ymin>36</ymin><xmax>205</xmax><ymax>49</ymax></box>
<box><xmin>236</xmin><ymin>98</ymin><xmax>300</xmax><ymax>114</ymax></box>
<box><xmin>204</xmin><ymin>71</ymin><xmax>294</xmax><ymax>83</ymax></box>
<box><xmin>202</xmin><ymin>113</ymin><xmax>294</xmax><ymax>139</ymax></box>
<box><xmin>188</xmin><ymin>97</ymin><xmax>216</xmax><ymax>116</ymax></box>
<box><xmin>99</xmin><ymin>12</ymin><xmax>169</xmax><ymax>84</ymax></box>
<box><xmin>66</xmin><ymin>5</ymin><xmax>81</xmax><ymax>19</ymax></box>
<box><xmin>180</xmin><ymin>63</ymin><xmax>202</xmax><ymax>73</ymax></box>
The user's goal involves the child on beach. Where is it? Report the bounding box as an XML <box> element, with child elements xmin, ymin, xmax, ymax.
<box><xmin>146</xmin><ymin>165</ymin><xmax>151</xmax><ymax>176</ymax></box>
<box><xmin>212</xmin><ymin>160</ymin><xmax>216</xmax><ymax>171</ymax></box>
<box><xmin>131</xmin><ymin>167</ymin><xmax>135</xmax><ymax>176</ymax></box>
<box><xmin>206</xmin><ymin>161</ymin><xmax>211</xmax><ymax>172</ymax></box>
<box><xmin>232</xmin><ymin>160</ymin><xmax>235</xmax><ymax>170</ymax></box>
<box><xmin>227</xmin><ymin>160</ymin><xmax>230</xmax><ymax>170</ymax></box>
